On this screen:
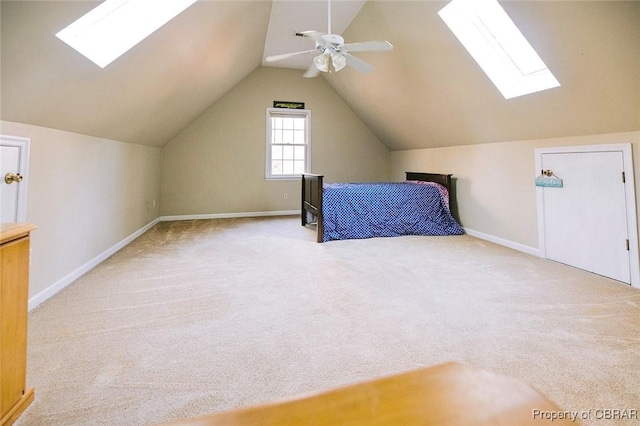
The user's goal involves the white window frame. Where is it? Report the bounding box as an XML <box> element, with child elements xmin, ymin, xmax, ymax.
<box><xmin>265</xmin><ymin>108</ymin><xmax>311</xmax><ymax>180</ymax></box>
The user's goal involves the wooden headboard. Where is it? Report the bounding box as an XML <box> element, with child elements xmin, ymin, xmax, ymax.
<box><xmin>405</xmin><ymin>172</ymin><xmax>453</xmax><ymax>193</ymax></box>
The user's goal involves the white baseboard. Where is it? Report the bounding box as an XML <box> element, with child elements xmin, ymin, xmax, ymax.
<box><xmin>160</xmin><ymin>210</ymin><xmax>299</xmax><ymax>222</ymax></box>
<box><xmin>28</xmin><ymin>217</ymin><xmax>161</xmax><ymax>311</ymax></box>
<box><xmin>463</xmin><ymin>227</ymin><xmax>541</xmax><ymax>257</ymax></box>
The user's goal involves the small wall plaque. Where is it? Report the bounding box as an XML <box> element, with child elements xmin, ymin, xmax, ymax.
<box><xmin>535</xmin><ymin>176</ymin><xmax>563</xmax><ymax>188</ymax></box>
<box><xmin>536</xmin><ymin>169</ymin><xmax>563</xmax><ymax>188</ymax></box>
<box><xmin>273</xmin><ymin>101</ymin><xmax>305</xmax><ymax>109</ymax></box>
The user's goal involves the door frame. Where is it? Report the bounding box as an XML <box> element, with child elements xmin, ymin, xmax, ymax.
<box><xmin>535</xmin><ymin>143</ymin><xmax>639</xmax><ymax>287</ymax></box>
<box><xmin>0</xmin><ymin>134</ymin><xmax>30</xmax><ymax>222</ymax></box>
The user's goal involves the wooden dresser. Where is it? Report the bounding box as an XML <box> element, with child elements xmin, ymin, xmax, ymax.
<box><xmin>1</xmin><ymin>223</ymin><xmax>36</xmax><ymax>426</ymax></box>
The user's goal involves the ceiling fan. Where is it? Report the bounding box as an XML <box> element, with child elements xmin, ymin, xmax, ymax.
<box><xmin>265</xmin><ymin>0</ymin><xmax>393</xmax><ymax>78</ymax></box>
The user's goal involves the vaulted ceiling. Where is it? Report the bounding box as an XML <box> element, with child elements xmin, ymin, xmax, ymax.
<box><xmin>1</xmin><ymin>1</ymin><xmax>639</xmax><ymax>150</ymax></box>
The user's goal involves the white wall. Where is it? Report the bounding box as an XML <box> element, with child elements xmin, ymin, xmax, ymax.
<box><xmin>390</xmin><ymin>131</ymin><xmax>640</xmax><ymax>250</ymax></box>
<box><xmin>1</xmin><ymin>121</ymin><xmax>162</xmax><ymax>308</ymax></box>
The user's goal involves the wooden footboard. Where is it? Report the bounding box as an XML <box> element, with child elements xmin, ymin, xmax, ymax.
<box><xmin>301</xmin><ymin>173</ymin><xmax>324</xmax><ymax>243</ymax></box>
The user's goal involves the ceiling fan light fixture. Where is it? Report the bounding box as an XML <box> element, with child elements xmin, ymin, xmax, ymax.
<box><xmin>314</xmin><ymin>53</ymin><xmax>330</xmax><ymax>72</ymax></box>
<box><xmin>332</xmin><ymin>53</ymin><xmax>346</xmax><ymax>72</ymax></box>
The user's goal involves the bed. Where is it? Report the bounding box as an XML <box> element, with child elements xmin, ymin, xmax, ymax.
<box><xmin>301</xmin><ymin>172</ymin><xmax>464</xmax><ymax>243</ymax></box>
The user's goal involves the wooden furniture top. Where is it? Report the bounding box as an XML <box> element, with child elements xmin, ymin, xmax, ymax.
<box><xmin>0</xmin><ymin>223</ymin><xmax>36</xmax><ymax>244</ymax></box>
<box><xmin>165</xmin><ymin>362</ymin><xmax>574</xmax><ymax>425</ymax></box>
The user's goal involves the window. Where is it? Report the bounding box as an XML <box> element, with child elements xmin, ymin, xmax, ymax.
<box><xmin>438</xmin><ymin>0</ymin><xmax>560</xmax><ymax>99</ymax></box>
<box><xmin>56</xmin><ymin>0</ymin><xmax>198</xmax><ymax>68</ymax></box>
<box><xmin>266</xmin><ymin>108</ymin><xmax>311</xmax><ymax>180</ymax></box>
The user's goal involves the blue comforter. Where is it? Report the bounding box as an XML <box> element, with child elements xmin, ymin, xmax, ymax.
<box><xmin>322</xmin><ymin>182</ymin><xmax>464</xmax><ymax>242</ymax></box>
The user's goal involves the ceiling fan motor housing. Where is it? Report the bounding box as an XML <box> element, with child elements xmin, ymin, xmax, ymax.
<box><xmin>322</xmin><ymin>34</ymin><xmax>345</xmax><ymax>46</ymax></box>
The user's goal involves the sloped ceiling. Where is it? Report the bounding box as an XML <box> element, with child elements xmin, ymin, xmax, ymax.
<box><xmin>0</xmin><ymin>0</ymin><xmax>272</xmax><ymax>147</ymax></box>
<box><xmin>2</xmin><ymin>1</ymin><xmax>639</xmax><ymax>150</ymax></box>
<box><xmin>324</xmin><ymin>0</ymin><xmax>640</xmax><ymax>150</ymax></box>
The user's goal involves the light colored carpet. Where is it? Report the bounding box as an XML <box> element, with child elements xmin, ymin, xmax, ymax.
<box><xmin>16</xmin><ymin>216</ymin><xmax>640</xmax><ymax>425</ymax></box>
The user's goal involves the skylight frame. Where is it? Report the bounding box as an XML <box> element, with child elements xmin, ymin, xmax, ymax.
<box><xmin>56</xmin><ymin>0</ymin><xmax>198</xmax><ymax>68</ymax></box>
<box><xmin>438</xmin><ymin>0</ymin><xmax>560</xmax><ymax>99</ymax></box>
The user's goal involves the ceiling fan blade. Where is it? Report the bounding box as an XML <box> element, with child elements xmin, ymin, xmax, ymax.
<box><xmin>341</xmin><ymin>40</ymin><xmax>393</xmax><ymax>52</ymax></box>
<box><xmin>296</xmin><ymin>31</ymin><xmax>324</xmax><ymax>43</ymax></box>
<box><xmin>303</xmin><ymin>63</ymin><xmax>321</xmax><ymax>78</ymax></box>
<box><xmin>265</xmin><ymin>50</ymin><xmax>317</xmax><ymax>63</ymax></box>
<box><xmin>343</xmin><ymin>52</ymin><xmax>374</xmax><ymax>74</ymax></box>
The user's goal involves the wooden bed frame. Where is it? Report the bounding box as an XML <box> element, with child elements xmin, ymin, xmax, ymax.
<box><xmin>301</xmin><ymin>172</ymin><xmax>453</xmax><ymax>243</ymax></box>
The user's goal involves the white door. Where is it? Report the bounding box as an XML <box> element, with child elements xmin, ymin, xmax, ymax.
<box><xmin>540</xmin><ymin>150</ymin><xmax>631</xmax><ymax>283</ymax></box>
<box><xmin>0</xmin><ymin>135</ymin><xmax>30</xmax><ymax>223</ymax></box>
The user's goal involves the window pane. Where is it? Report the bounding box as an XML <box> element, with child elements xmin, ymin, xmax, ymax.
<box><xmin>273</xmin><ymin>129</ymin><xmax>282</xmax><ymax>144</ymax></box>
<box><xmin>294</xmin><ymin>118</ymin><xmax>305</xmax><ymax>130</ymax></box>
<box><xmin>294</xmin><ymin>160</ymin><xmax>305</xmax><ymax>174</ymax></box>
<box><xmin>294</xmin><ymin>145</ymin><xmax>305</xmax><ymax>160</ymax></box>
<box><xmin>294</xmin><ymin>130</ymin><xmax>305</xmax><ymax>144</ymax></box>
<box><xmin>282</xmin><ymin>117</ymin><xmax>293</xmax><ymax>129</ymax></box>
<box><xmin>283</xmin><ymin>145</ymin><xmax>294</xmax><ymax>160</ymax></box>
<box><xmin>283</xmin><ymin>129</ymin><xmax>294</xmax><ymax>144</ymax></box>
<box><xmin>272</xmin><ymin>117</ymin><xmax>282</xmax><ymax>130</ymax></box>
<box><xmin>271</xmin><ymin>160</ymin><xmax>282</xmax><ymax>175</ymax></box>
<box><xmin>283</xmin><ymin>161</ymin><xmax>294</xmax><ymax>175</ymax></box>
<box><xmin>272</xmin><ymin>145</ymin><xmax>282</xmax><ymax>160</ymax></box>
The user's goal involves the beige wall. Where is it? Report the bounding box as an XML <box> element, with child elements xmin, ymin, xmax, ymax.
<box><xmin>0</xmin><ymin>120</ymin><xmax>161</xmax><ymax>301</ymax></box>
<box><xmin>390</xmin><ymin>131</ymin><xmax>640</xmax><ymax>249</ymax></box>
<box><xmin>161</xmin><ymin>67</ymin><xmax>390</xmax><ymax>216</ymax></box>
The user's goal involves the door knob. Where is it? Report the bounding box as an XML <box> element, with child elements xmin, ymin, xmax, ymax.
<box><xmin>4</xmin><ymin>172</ymin><xmax>23</xmax><ymax>184</ymax></box>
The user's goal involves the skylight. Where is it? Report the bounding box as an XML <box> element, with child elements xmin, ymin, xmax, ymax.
<box><xmin>438</xmin><ymin>0</ymin><xmax>560</xmax><ymax>99</ymax></box>
<box><xmin>56</xmin><ymin>0</ymin><xmax>198</xmax><ymax>68</ymax></box>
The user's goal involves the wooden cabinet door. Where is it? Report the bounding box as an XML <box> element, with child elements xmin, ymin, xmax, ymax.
<box><xmin>0</xmin><ymin>236</ymin><xmax>30</xmax><ymax>420</ymax></box>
